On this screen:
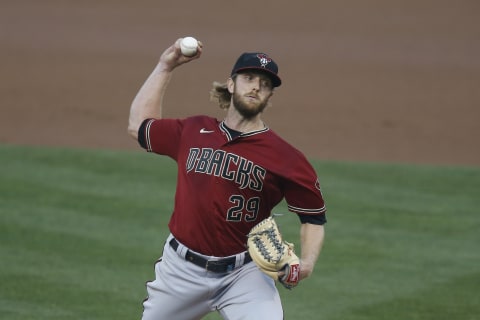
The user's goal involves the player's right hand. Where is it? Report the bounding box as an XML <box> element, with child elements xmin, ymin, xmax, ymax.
<box><xmin>158</xmin><ymin>38</ymin><xmax>203</xmax><ymax>72</ymax></box>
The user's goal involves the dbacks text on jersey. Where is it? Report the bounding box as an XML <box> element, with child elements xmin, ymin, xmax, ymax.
<box><xmin>186</xmin><ymin>147</ymin><xmax>266</xmax><ymax>191</ymax></box>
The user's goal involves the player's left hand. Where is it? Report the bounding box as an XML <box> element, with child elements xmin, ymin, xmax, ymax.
<box><xmin>278</xmin><ymin>258</ymin><xmax>316</xmax><ymax>286</ymax></box>
<box><xmin>277</xmin><ymin>258</ymin><xmax>301</xmax><ymax>289</ymax></box>
<box><xmin>246</xmin><ymin>217</ymin><xmax>301</xmax><ymax>290</ymax></box>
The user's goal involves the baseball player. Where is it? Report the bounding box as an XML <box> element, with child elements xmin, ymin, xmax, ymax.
<box><xmin>128</xmin><ymin>38</ymin><xmax>327</xmax><ymax>320</ymax></box>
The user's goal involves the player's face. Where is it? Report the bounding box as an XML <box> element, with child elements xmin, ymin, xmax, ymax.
<box><xmin>230</xmin><ymin>72</ymin><xmax>274</xmax><ymax>119</ymax></box>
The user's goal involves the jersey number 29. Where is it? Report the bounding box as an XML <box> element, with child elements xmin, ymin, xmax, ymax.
<box><xmin>226</xmin><ymin>195</ymin><xmax>260</xmax><ymax>222</ymax></box>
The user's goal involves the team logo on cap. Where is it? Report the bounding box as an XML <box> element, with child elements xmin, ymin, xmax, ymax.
<box><xmin>256</xmin><ymin>54</ymin><xmax>272</xmax><ymax>68</ymax></box>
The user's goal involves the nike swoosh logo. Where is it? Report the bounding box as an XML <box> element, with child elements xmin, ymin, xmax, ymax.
<box><xmin>200</xmin><ymin>128</ymin><xmax>214</xmax><ymax>133</ymax></box>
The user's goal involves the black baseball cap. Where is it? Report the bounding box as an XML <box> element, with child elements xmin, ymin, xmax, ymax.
<box><xmin>231</xmin><ymin>52</ymin><xmax>282</xmax><ymax>87</ymax></box>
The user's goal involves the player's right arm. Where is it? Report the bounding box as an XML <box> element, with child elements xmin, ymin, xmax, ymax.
<box><xmin>127</xmin><ymin>38</ymin><xmax>202</xmax><ymax>140</ymax></box>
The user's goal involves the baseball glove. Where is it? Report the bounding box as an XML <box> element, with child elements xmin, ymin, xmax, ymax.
<box><xmin>246</xmin><ymin>216</ymin><xmax>300</xmax><ymax>289</ymax></box>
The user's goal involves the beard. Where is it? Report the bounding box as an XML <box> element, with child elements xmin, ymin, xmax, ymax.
<box><xmin>232</xmin><ymin>90</ymin><xmax>269</xmax><ymax>119</ymax></box>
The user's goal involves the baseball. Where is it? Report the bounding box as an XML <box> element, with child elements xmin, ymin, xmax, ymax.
<box><xmin>180</xmin><ymin>37</ymin><xmax>198</xmax><ymax>57</ymax></box>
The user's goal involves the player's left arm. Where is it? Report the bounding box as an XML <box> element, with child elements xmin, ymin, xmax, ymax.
<box><xmin>299</xmin><ymin>222</ymin><xmax>325</xmax><ymax>280</ymax></box>
<box><xmin>281</xmin><ymin>151</ymin><xmax>327</xmax><ymax>281</ymax></box>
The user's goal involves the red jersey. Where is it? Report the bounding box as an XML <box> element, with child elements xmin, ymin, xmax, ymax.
<box><xmin>140</xmin><ymin>115</ymin><xmax>326</xmax><ymax>256</ymax></box>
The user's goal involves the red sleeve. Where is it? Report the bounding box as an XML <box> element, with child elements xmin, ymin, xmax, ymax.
<box><xmin>282</xmin><ymin>157</ymin><xmax>326</xmax><ymax>217</ymax></box>
<box><xmin>138</xmin><ymin>118</ymin><xmax>184</xmax><ymax>160</ymax></box>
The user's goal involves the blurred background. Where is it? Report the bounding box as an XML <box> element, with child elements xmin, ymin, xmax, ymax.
<box><xmin>1</xmin><ymin>0</ymin><xmax>479</xmax><ymax>165</ymax></box>
<box><xmin>2</xmin><ymin>2</ymin><xmax>480</xmax><ymax>319</ymax></box>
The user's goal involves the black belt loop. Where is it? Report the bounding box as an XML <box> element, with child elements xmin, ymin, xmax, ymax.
<box><xmin>169</xmin><ymin>237</ymin><xmax>180</xmax><ymax>251</ymax></box>
<box><xmin>169</xmin><ymin>238</ymin><xmax>251</xmax><ymax>273</ymax></box>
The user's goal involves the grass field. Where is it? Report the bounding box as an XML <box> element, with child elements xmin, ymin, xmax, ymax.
<box><xmin>1</xmin><ymin>144</ymin><xmax>479</xmax><ymax>319</ymax></box>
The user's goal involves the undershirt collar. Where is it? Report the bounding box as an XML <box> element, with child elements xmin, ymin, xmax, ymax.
<box><xmin>219</xmin><ymin>121</ymin><xmax>269</xmax><ymax>141</ymax></box>
<box><xmin>222</xmin><ymin>124</ymin><xmax>242</xmax><ymax>139</ymax></box>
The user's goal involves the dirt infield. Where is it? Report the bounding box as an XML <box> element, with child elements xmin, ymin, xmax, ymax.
<box><xmin>1</xmin><ymin>1</ymin><xmax>479</xmax><ymax>166</ymax></box>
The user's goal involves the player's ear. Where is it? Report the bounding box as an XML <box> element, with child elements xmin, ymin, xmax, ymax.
<box><xmin>227</xmin><ymin>77</ymin><xmax>234</xmax><ymax>94</ymax></box>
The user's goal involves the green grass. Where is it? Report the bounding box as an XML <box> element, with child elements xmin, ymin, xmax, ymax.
<box><xmin>1</xmin><ymin>144</ymin><xmax>479</xmax><ymax>319</ymax></box>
